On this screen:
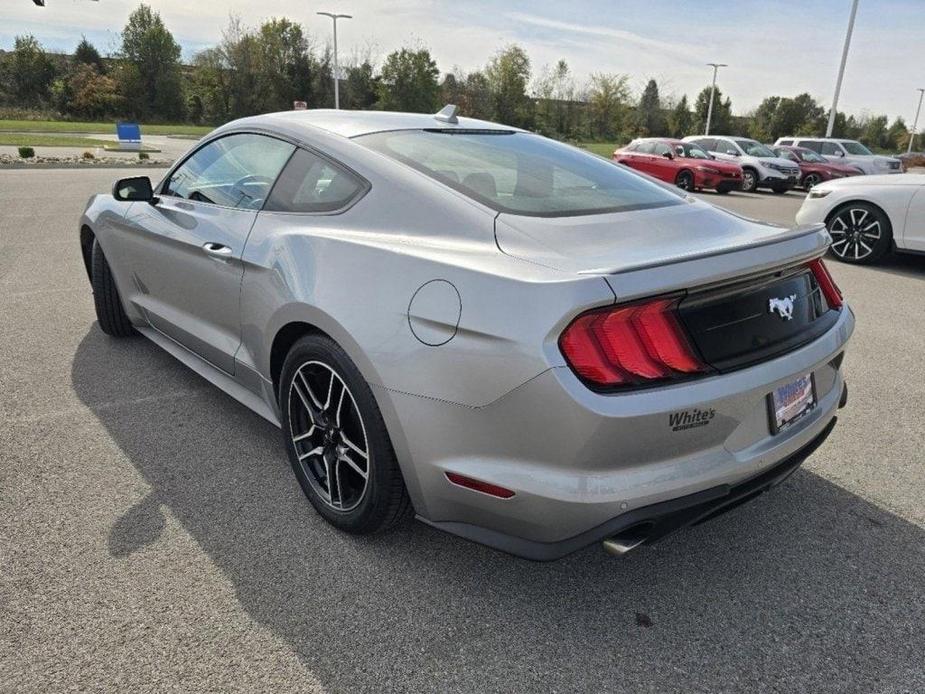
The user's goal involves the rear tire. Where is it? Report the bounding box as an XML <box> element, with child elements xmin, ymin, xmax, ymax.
<box><xmin>280</xmin><ymin>334</ymin><xmax>411</xmax><ymax>534</ymax></box>
<box><xmin>802</xmin><ymin>173</ymin><xmax>822</xmax><ymax>190</ymax></box>
<box><xmin>91</xmin><ymin>239</ymin><xmax>135</xmax><ymax>337</ymax></box>
<box><xmin>825</xmin><ymin>202</ymin><xmax>893</xmax><ymax>265</ymax></box>
<box><xmin>741</xmin><ymin>168</ymin><xmax>759</xmax><ymax>193</ymax></box>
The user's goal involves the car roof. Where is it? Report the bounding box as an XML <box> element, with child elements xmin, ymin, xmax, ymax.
<box><xmin>241</xmin><ymin>109</ymin><xmax>523</xmax><ymax>139</ymax></box>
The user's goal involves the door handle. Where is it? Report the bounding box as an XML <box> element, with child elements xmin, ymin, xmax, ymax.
<box><xmin>202</xmin><ymin>242</ymin><xmax>233</xmax><ymax>257</ymax></box>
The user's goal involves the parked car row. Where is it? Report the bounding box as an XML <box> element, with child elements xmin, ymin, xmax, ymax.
<box><xmin>613</xmin><ymin>135</ymin><xmax>904</xmax><ymax>196</ymax></box>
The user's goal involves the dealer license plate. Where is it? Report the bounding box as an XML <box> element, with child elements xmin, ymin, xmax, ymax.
<box><xmin>769</xmin><ymin>374</ymin><xmax>816</xmax><ymax>433</ymax></box>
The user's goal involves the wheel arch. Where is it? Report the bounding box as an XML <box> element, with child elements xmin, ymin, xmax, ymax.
<box><xmin>266</xmin><ymin>313</ymin><xmax>425</xmax><ymax>515</ymax></box>
<box><xmin>80</xmin><ymin>225</ymin><xmax>95</xmax><ymax>283</ymax></box>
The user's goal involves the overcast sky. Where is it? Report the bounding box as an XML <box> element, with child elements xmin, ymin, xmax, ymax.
<box><xmin>2</xmin><ymin>0</ymin><xmax>923</xmax><ymax>121</ymax></box>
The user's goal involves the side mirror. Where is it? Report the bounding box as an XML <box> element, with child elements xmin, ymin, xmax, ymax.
<box><xmin>662</xmin><ymin>151</ymin><xmax>674</xmax><ymax>160</ymax></box>
<box><xmin>113</xmin><ymin>176</ymin><xmax>156</xmax><ymax>203</ymax></box>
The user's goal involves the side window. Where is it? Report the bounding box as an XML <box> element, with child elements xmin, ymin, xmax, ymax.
<box><xmin>264</xmin><ymin>148</ymin><xmax>368</xmax><ymax>213</ymax></box>
<box><xmin>163</xmin><ymin>134</ymin><xmax>295</xmax><ymax>210</ymax></box>
<box><xmin>653</xmin><ymin>143</ymin><xmax>672</xmax><ymax>156</ymax></box>
<box><xmin>718</xmin><ymin>139</ymin><xmax>738</xmax><ymax>155</ymax></box>
<box><xmin>820</xmin><ymin>142</ymin><xmax>843</xmax><ymax>156</ymax></box>
<box><xmin>801</xmin><ymin>140</ymin><xmax>823</xmax><ymax>153</ymax></box>
<box><xmin>778</xmin><ymin>139</ymin><xmax>794</xmax><ymax>146</ymax></box>
<box><xmin>694</xmin><ymin>138</ymin><xmax>715</xmax><ymax>151</ymax></box>
<box><xmin>635</xmin><ymin>141</ymin><xmax>656</xmax><ymax>154</ymax></box>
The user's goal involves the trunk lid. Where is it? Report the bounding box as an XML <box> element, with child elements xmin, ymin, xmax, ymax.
<box><xmin>495</xmin><ymin>199</ymin><xmax>823</xmax><ymax>277</ymax></box>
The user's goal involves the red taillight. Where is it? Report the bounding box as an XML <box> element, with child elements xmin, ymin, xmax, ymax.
<box><xmin>559</xmin><ymin>296</ymin><xmax>707</xmax><ymax>388</ymax></box>
<box><xmin>445</xmin><ymin>472</ymin><xmax>515</xmax><ymax>499</ymax></box>
<box><xmin>809</xmin><ymin>258</ymin><xmax>843</xmax><ymax>309</ymax></box>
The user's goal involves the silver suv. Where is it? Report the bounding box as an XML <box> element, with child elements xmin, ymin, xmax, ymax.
<box><xmin>774</xmin><ymin>137</ymin><xmax>902</xmax><ymax>175</ymax></box>
<box><xmin>684</xmin><ymin>136</ymin><xmax>800</xmax><ymax>193</ymax></box>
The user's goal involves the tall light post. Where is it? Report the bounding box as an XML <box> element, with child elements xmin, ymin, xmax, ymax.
<box><xmin>908</xmin><ymin>88</ymin><xmax>925</xmax><ymax>153</ymax></box>
<box><xmin>704</xmin><ymin>62</ymin><xmax>727</xmax><ymax>135</ymax></box>
<box><xmin>826</xmin><ymin>0</ymin><xmax>859</xmax><ymax>137</ymax></box>
<box><xmin>317</xmin><ymin>11</ymin><xmax>352</xmax><ymax>109</ymax></box>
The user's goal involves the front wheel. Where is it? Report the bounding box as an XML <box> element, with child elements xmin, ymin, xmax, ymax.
<box><xmin>741</xmin><ymin>168</ymin><xmax>759</xmax><ymax>193</ymax></box>
<box><xmin>674</xmin><ymin>170</ymin><xmax>694</xmax><ymax>192</ymax></box>
<box><xmin>91</xmin><ymin>239</ymin><xmax>135</xmax><ymax>337</ymax></box>
<box><xmin>826</xmin><ymin>203</ymin><xmax>893</xmax><ymax>265</ymax></box>
<box><xmin>280</xmin><ymin>334</ymin><xmax>411</xmax><ymax>533</ymax></box>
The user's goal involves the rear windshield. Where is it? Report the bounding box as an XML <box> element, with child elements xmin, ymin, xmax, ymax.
<box><xmin>354</xmin><ymin>130</ymin><xmax>683</xmax><ymax>217</ymax></box>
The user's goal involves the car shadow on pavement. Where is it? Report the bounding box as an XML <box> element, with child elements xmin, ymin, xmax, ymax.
<box><xmin>856</xmin><ymin>252</ymin><xmax>925</xmax><ymax>281</ymax></box>
<box><xmin>71</xmin><ymin>328</ymin><xmax>925</xmax><ymax>694</ymax></box>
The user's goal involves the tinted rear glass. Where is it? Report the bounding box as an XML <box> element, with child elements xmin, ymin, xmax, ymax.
<box><xmin>355</xmin><ymin>130</ymin><xmax>682</xmax><ymax>217</ymax></box>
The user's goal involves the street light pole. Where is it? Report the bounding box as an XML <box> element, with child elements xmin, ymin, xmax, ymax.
<box><xmin>704</xmin><ymin>62</ymin><xmax>727</xmax><ymax>136</ymax></box>
<box><xmin>317</xmin><ymin>11</ymin><xmax>352</xmax><ymax>109</ymax></box>
<box><xmin>908</xmin><ymin>88</ymin><xmax>925</xmax><ymax>153</ymax></box>
<box><xmin>826</xmin><ymin>0</ymin><xmax>859</xmax><ymax>137</ymax></box>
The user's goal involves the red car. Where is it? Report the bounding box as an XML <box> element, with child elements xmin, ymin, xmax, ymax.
<box><xmin>770</xmin><ymin>145</ymin><xmax>862</xmax><ymax>189</ymax></box>
<box><xmin>613</xmin><ymin>138</ymin><xmax>743</xmax><ymax>194</ymax></box>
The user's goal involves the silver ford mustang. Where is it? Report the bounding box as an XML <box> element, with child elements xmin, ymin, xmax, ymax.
<box><xmin>78</xmin><ymin>108</ymin><xmax>853</xmax><ymax>560</ymax></box>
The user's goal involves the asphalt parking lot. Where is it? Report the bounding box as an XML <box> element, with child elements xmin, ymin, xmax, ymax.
<box><xmin>2</xmin><ymin>169</ymin><xmax>923</xmax><ymax>693</ymax></box>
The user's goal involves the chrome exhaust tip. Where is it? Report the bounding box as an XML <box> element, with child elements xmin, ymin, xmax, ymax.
<box><xmin>602</xmin><ymin>524</ymin><xmax>652</xmax><ymax>556</ymax></box>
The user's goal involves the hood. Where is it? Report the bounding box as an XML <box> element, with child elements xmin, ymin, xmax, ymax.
<box><xmin>817</xmin><ymin>173</ymin><xmax>925</xmax><ymax>189</ymax></box>
<box><xmin>758</xmin><ymin>156</ymin><xmax>802</xmax><ymax>169</ymax></box>
<box><xmin>494</xmin><ymin>197</ymin><xmax>820</xmax><ymax>275</ymax></box>
<box><xmin>819</xmin><ymin>161</ymin><xmax>861</xmax><ymax>174</ymax></box>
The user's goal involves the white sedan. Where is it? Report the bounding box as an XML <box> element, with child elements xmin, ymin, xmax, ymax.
<box><xmin>796</xmin><ymin>174</ymin><xmax>925</xmax><ymax>264</ymax></box>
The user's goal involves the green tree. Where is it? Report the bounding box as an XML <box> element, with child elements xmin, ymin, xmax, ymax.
<box><xmin>74</xmin><ymin>36</ymin><xmax>105</xmax><ymax>73</ymax></box>
<box><xmin>860</xmin><ymin>114</ymin><xmax>889</xmax><ymax>150</ymax></box>
<box><xmin>749</xmin><ymin>93</ymin><xmax>825</xmax><ymax>141</ymax></box>
<box><xmin>377</xmin><ymin>47</ymin><xmax>439</xmax><ymax>112</ymax></box>
<box><xmin>667</xmin><ymin>94</ymin><xmax>693</xmax><ymax>138</ymax></box>
<box><xmin>256</xmin><ymin>18</ymin><xmax>315</xmax><ymax>111</ymax></box>
<box><xmin>694</xmin><ymin>84</ymin><xmax>732</xmax><ymax>134</ymax></box>
<box><xmin>587</xmin><ymin>72</ymin><xmax>629</xmax><ymax>140</ymax></box>
<box><xmin>343</xmin><ymin>60</ymin><xmax>379</xmax><ymax>110</ymax></box>
<box><xmin>484</xmin><ymin>45</ymin><xmax>533</xmax><ymax>128</ymax></box>
<box><xmin>9</xmin><ymin>35</ymin><xmax>56</xmax><ymax>106</ymax></box>
<box><xmin>886</xmin><ymin>117</ymin><xmax>908</xmax><ymax>151</ymax></box>
<box><xmin>63</xmin><ymin>63</ymin><xmax>122</xmax><ymax>119</ymax></box>
<box><xmin>119</xmin><ymin>4</ymin><xmax>184</xmax><ymax>120</ymax></box>
<box><xmin>634</xmin><ymin>78</ymin><xmax>665</xmax><ymax>136</ymax></box>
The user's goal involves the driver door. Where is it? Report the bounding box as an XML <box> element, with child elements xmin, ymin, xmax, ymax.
<box><xmin>121</xmin><ymin>133</ymin><xmax>295</xmax><ymax>373</ymax></box>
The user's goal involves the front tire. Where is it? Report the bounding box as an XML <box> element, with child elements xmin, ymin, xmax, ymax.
<box><xmin>675</xmin><ymin>170</ymin><xmax>694</xmax><ymax>192</ymax></box>
<box><xmin>826</xmin><ymin>202</ymin><xmax>893</xmax><ymax>265</ymax></box>
<box><xmin>91</xmin><ymin>239</ymin><xmax>135</xmax><ymax>337</ymax></box>
<box><xmin>280</xmin><ymin>334</ymin><xmax>411</xmax><ymax>534</ymax></box>
<box><xmin>741</xmin><ymin>168</ymin><xmax>759</xmax><ymax>193</ymax></box>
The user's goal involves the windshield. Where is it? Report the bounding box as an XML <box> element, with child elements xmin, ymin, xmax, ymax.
<box><xmin>774</xmin><ymin>149</ymin><xmax>799</xmax><ymax>162</ymax></box>
<box><xmin>797</xmin><ymin>149</ymin><xmax>826</xmax><ymax>163</ymax></box>
<box><xmin>355</xmin><ymin>130</ymin><xmax>683</xmax><ymax>217</ymax></box>
<box><xmin>676</xmin><ymin>143</ymin><xmax>711</xmax><ymax>159</ymax></box>
<box><xmin>735</xmin><ymin>139</ymin><xmax>776</xmax><ymax>158</ymax></box>
<box><xmin>840</xmin><ymin>141</ymin><xmax>873</xmax><ymax>156</ymax></box>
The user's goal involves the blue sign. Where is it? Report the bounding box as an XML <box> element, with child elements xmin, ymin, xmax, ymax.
<box><xmin>116</xmin><ymin>122</ymin><xmax>141</xmax><ymax>142</ymax></box>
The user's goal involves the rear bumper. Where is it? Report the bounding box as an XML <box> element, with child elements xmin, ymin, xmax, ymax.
<box><xmin>375</xmin><ymin>305</ymin><xmax>853</xmax><ymax>560</ymax></box>
<box><xmin>421</xmin><ymin>412</ymin><xmax>838</xmax><ymax>561</ymax></box>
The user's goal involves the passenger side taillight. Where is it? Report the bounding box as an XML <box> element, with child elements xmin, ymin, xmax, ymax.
<box><xmin>559</xmin><ymin>296</ymin><xmax>708</xmax><ymax>389</ymax></box>
<box><xmin>809</xmin><ymin>258</ymin><xmax>843</xmax><ymax>310</ymax></box>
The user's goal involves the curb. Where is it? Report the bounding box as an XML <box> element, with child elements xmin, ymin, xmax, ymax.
<box><xmin>0</xmin><ymin>162</ymin><xmax>172</xmax><ymax>170</ymax></box>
